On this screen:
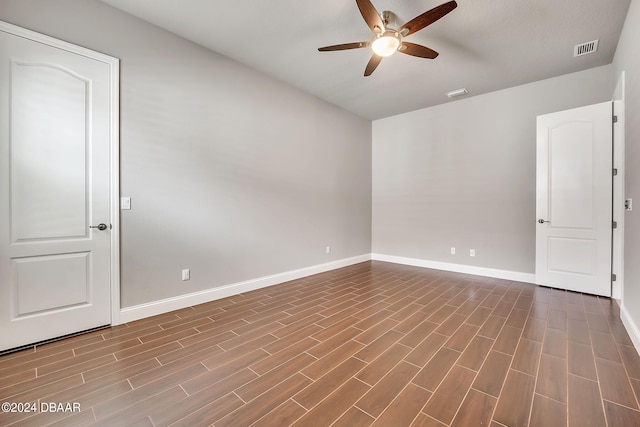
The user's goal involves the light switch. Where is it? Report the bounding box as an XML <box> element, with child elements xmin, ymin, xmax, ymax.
<box><xmin>121</xmin><ymin>197</ymin><xmax>131</xmax><ymax>210</ymax></box>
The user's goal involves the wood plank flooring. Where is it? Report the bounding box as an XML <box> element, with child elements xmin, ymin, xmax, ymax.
<box><xmin>1</xmin><ymin>261</ymin><xmax>640</xmax><ymax>426</ymax></box>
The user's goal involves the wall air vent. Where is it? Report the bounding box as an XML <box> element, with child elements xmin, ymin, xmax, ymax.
<box><xmin>574</xmin><ymin>39</ymin><xmax>599</xmax><ymax>57</ymax></box>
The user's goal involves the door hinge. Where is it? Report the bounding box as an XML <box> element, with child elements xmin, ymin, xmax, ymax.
<box><xmin>612</xmin><ymin>221</ymin><xmax>618</xmax><ymax>229</ymax></box>
<box><xmin>612</xmin><ymin>273</ymin><xmax>617</xmax><ymax>282</ymax></box>
<box><xmin>613</xmin><ymin>115</ymin><xmax>618</xmax><ymax>123</ymax></box>
<box><xmin>613</xmin><ymin>168</ymin><xmax>618</xmax><ymax>176</ymax></box>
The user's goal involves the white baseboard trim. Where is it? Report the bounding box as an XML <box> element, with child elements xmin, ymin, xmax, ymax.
<box><xmin>371</xmin><ymin>253</ymin><xmax>536</xmax><ymax>284</ymax></box>
<box><xmin>621</xmin><ymin>302</ymin><xmax>640</xmax><ymax>355</ymax></box>
<box><xmin>119</xmin><ymin>254</ymin><xmax>371</xmax><ymax>324</ymax></box>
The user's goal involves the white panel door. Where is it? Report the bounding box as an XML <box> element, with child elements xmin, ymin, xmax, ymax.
<box><xmin>0</xmin><ymin>24</ymin><xmax>117</xmax><ymax>351</ymax></box>
<box><xmin>536</xmin><ymin>102</ymin><xmax>612</xmax><ymax>297</ymax></box>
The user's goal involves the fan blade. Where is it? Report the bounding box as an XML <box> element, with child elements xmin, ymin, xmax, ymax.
<box><xmin>399</xmin><ymin>1</ymin><xmax>457</xmax><ymax>37</ymax></box>
<box><xmin>356</xmin><ymin>0</ymin><xmax>384</xmax><ymax>33</ymax></box>
<box><xmin>318</xmin><ymin>42</ymin><xmax>368</xmax><ymax>52</ymax></box>
<box><xmin>364</xmin><ymin>54</ymin><xmax>382</xmax><ymax>76</ymax></box>
<box><xmin>399</xmin><ymin>42</ymin><xmax>439</xmax><ymax>59</ymax></box>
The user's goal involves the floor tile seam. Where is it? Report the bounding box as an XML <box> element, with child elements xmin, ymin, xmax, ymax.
<box><xmin>90</xmin><ymin>378</ymin><xmax>139</xmax><ymax>422</ymax></box>
<box><xmin>418</xmin><ymin>412</ymin><xmax>450</xmax><ymax>426</ymax></box>
<box><xmin>416</xmin><ymin>348</ymin><xmax>472</xmax><ymax>408</ymax></box>
<box><xmin>583</xmin><ymin>321</ymin><xmax>611</xmax><ymax>427</ymax></box>
<box><xmin>602</xmin><ymin>398</ymin><xmax>640</xmax><ymax>412</ymax></box>
<box><xmin>0</xmin><ymin>354</ymin><xmax>75</xmax><ymax>378</ymax></box>
<box><xmin>240</xmin><ymin>310</ymin><xmax>298</xmax><ymax>325</ymax></box>
<box><xmin>157</xmin><ymin>315</ymin><xmax>216</xmax><ymax>331</ymax></box>
<box><xmin>531</xmin><ymin>390</ymin><xmax>567</xmax><ymax>407</ymax></box>
<box><xmin>594</xmin><ymin>357</ymin><xmax>640</xmax><ymax>410</ymax></box>
<box><xmin>441</xmin><ymin>322</ymin><xmax>481</xmax><ymax>354</ymax></box>
<box><xmin>611</xmin><ymin>330</ymin><xmax>635</xmax><ymax>348</ymax></box>
<box><xmin>506</xmin><ymin>300</ymin><xmax>538</xmax><ymax>360</ymax></box>
<box><xmin>112</xmin><ymin>343</ymin><xmax>179</xmax><ymax>365</ymax></box>
<box><xmin>351</xmin><ymin>327</ymin><xmax>399</xmax><ymax>347</ymax></box>
<box><xmin>249</xmin><ymin>398</ymin><xmax>307</xmax><ymax>427</ymax></box>
<box><xmin>34</xmin><ymin>352</ymin><xmax>118</xmax><ymax>380</ymax></box>
<box><xmin>390</xmin><ymin>318</ymin><xmax>434</xmax><ymax>336</ymax></box>
<box><xmin>282</xmin><ymin>302</ymin><xmax>330</xmax><ymax>316</ymax></box>
<box><xmin>0</xmin><ymin>348</ymin><xmax>64</xmax><ymax>372</ymax></box>
<box><xmin>138</xmin><ymin>327</ymin><xmax>204</xmax><ymax>347</ymax></box>
<box><xmin>220</xmin><ymin>330</ymin><xmax>278</xmax><ymax>351</ymax></box>
<box><xmin>38</xmin><ymin>370</ymin><xmax>133</xmax><ymax>407</ymax></box>
<box><xmin>198</xmin><ymin>318</ymin><xmax>250</xmax><ymax>333</ymax></box>
<box><xmin>242</xmin><ymin>350</ymin><xmax>318</xmax><ymax>386</ymax></box>
<box><xmin>246</xmin><ymin>305</ymin><xmax>276</xmax><ymax>316</ymax></box>
<box><xmin>317</xmin><ymin>310</ymin><xmax>369</xmax><ymax>329</ymax></box>
<box><xmin>351</xmin><ymin>317</ymin><xmax>399</xmax><ymax>339</ymax></box>
<box><xmin>291</xmin><ymin>365</ymin><xmax>371</xmax><ymax>413</ymax></box>
<box><xmin>166</xmin><ymin>342</ymin><xmax>225</xmax><ymax>369</ymax></box>
<box><xmin>259</xmin><ymin>333</ymin><xmax>321</xmax><ymax>359</ymax></box>
<box><xmin>233</xmin><ymin>390</ymin><xmax>248</xmax><ymax>405</ymax></box>
<box><xmin>353</xmin><ymin>376</ymin><xmax>425</xmax><ymax>424</ymax></box>
<box><xmin>166</xmin><ymin>391</ymin><xmax>235</xmax><ymax>427</ymax></box>
<box><xmin>71</xmin><ymin>335</ymin><xmax>109</xmax><ymax>357</ymax></box>
<box><xmin>470</xmin><ymin>385</ymin><xmax>501</xmax><ymax>401</ymax></box>
<box><xmin>258</xmin><ymin>316</ymin><xmax>322</xmax><ymax>340</ymax></box>
<box><xmin>294</xmin><ymin>381</ymin><xmax>365</xmax><ymax>426</ymax></box>
<box><xmin>484</xmin><ymin>353</ymin><xmax>530</xmax><ymax>426</ymax></box>
<box><xmin>72</xmin><ymin>338</ymin><xmax>142</xmax><ymax>359</ymax></box>
<box><xmin>3</xmin><ymin>333</ymin><xmax>103</xmax><ymax>361</ymax></box>
<box><xmin>351</xmin><ymin>402</ymin><xmax>378</xmax><ymax>422</ymax></box>
<box><xmin>609</xmin><ymin>347</ymin><xmax>640</xmax><ymax>408</ymax></box>
<box><xmin>525</xmin><ymin>311</ymin><xmax>554</xmax><ymax>423</ymax></box>
<box><xmin>446</xmin><ymin>369</ymin><xmax>483</xmax><ymax>427</ymax></box>
<box><xmin>81</xmin><ymin>356</ymin><xmax>164</xmax><ymax>385</ymax></box>
<box><xmin>356</xmin><ymin>352</ymin><xmax>416</xmax><ymax>388</ymax></box>
<box><xmin>200</xmin><ymin>344</ymin><xmax>271</xmax><ymax>371</ymax></box>
<box><xmin>401</xmin><ymin>332</ymin><xmax>450</xmax><ymax>366</ymax></box>
<box><xmin>128</xmin><ymin>360</ymin><xmax>209</xmax><ymax>392</ymax></box>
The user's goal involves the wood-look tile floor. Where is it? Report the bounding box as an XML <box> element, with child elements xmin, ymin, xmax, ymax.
<box><xmin>2</xmin><ymin>261</ymin><xmax>640</xmax><ymax>426</ymax></box>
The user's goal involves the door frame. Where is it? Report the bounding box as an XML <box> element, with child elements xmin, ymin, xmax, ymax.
<box><xmin>0</xmin><ymin>21</ymin><xmax>121</xmax><ymax>325</ymax></box>
<box><xmin>612</xmin><ymin>72</ymin><xmax>625</xmax><ymax>300</ymax></box>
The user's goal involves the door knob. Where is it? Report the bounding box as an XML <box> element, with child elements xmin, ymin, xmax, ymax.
<box><xmin>538</xmin><ymin>219</ymin><xmax>550</xmax><ymax>224</ymax></box>
<box><xmin>90</xmin><ymin>223</ymin><xmax>108</xmax><ymax>231</ymax></box>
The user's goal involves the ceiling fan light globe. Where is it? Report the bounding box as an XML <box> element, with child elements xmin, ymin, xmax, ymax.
<box><xmin>371</xmin><ymin>31</ymin><xmax>401</xmax><ymax>57</ymax></box>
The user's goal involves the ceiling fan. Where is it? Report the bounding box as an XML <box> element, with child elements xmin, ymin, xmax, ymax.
<box><xmin>318</xmin><ymin>0</ymin><xmax>458</xmax><ymax>76</ymax></box>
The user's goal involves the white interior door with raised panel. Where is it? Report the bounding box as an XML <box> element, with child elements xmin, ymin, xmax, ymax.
<box><xmin>0</xmin><ymin>23</ymin><xmax>119</xmax><ymax>351</ymax></box>
<box><xmin>536</xmin><ymin>102</ymin><xmax>612</xmax><ymax>297</ymax></box>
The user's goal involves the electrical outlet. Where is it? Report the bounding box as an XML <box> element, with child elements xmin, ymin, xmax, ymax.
<box><xmin>181</xmin><ymin>269</ymin><xmax>190</xmax><ymax>281</ymax></box>
<box><xmin>470</xmin><ymin>249</ymin><xmax>476</xmax><ymax>257</ymax></box>
<box><xmin>626</xmin><ymin>198</ymin><xmax>633</xmax><ymax>211</ymax></box>
<box><xmin>450</xmin><ymin>247</ymin><xmax>456</xmax><ymax>255</ymax></box>
<box><xmin>326</xmin><ymin>246</ymin><xmax>331</xmax><ymax>254</ymax></box>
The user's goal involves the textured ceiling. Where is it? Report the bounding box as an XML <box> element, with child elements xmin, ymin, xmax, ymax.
<box><xmin>101</xmin><ymin>0</ymin><xmax>630</xmax><ymax>120</ymax></box>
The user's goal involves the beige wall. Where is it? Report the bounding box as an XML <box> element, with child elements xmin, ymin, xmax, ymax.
<box><xmin>372</xmin><ymin>65</ymin><xmax>613</xmax><ymax>274</ymax></box>
<box><xmin>0</xmin><ymin>0</ymin><xmax>372</xmax><ymax>307</ymax></box>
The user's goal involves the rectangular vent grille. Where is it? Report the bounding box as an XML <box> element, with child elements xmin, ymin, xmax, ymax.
<box><xmin>574</xmin><ymin>39</ymin><xmax>599</xmax><ymax>57</ymax></box>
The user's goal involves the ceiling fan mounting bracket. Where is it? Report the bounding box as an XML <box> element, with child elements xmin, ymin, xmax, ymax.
<box><xmin>380</xmin><ymin>10</ymin><xmax>397</xmax><ymax>28</ymax></box>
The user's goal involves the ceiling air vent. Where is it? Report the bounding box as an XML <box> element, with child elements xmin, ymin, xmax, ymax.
<box><xmin>574</xmin><ymin>39</ymin><xmax>599</xmax><ymax>57</ymax></box>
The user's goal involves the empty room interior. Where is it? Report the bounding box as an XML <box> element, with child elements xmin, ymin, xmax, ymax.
<box><xmin>2</xmin><ymin>0</ymin><xmax>640</xmax><ymax>426</ymax></box>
